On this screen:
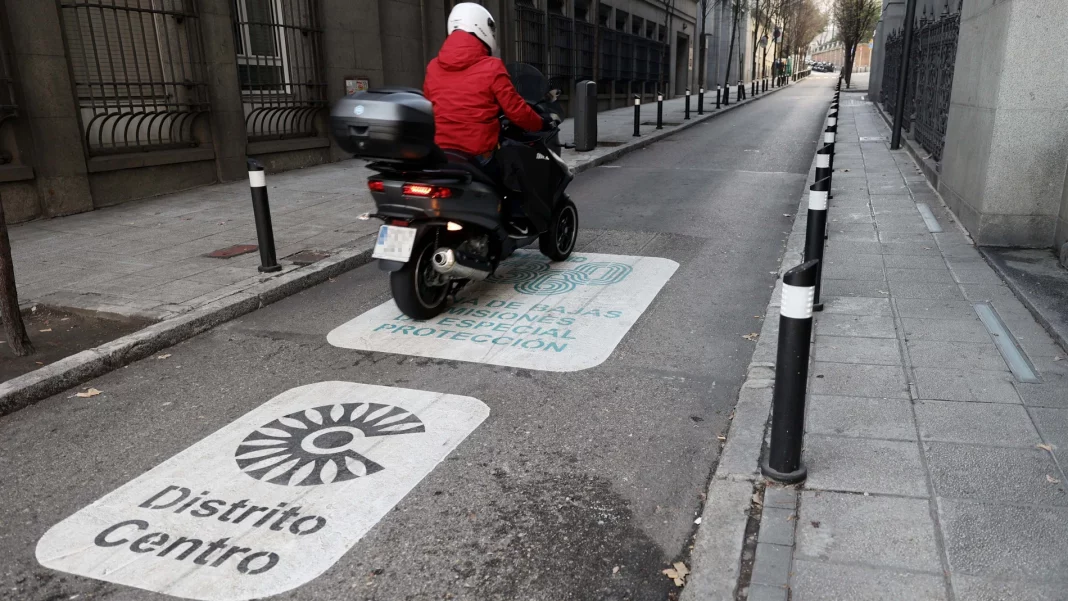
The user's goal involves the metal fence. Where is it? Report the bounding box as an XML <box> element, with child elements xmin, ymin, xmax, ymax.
<box><xmin>879</xmin><ymin>3</ymin><xmax>961</xmax><ymax>161</ymax></box>
<box><xmin>515</xmin><ymin>4</ymin><xmax>546</xmax><ymax>75</ymax></box>
<box><xmin>60</xmin><ymin>0</ymin><xmax>210</xmax><ymax>155</ymax></box>
<box><xmin>0</xmin><ymin>22</ymin><xmax>17</xmax><ymax>162</ymax></box>
<box><xmin>231</xmin><ymin>0</ymin><xmax>326</xmax><ymax>141</ymax></box>
<box><xmin>547</xmin><ymin>14</ymin><xmax>573</xmax><ymax>91</ymax></box>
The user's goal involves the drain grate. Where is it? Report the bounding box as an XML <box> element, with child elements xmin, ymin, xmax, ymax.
<box><xmin>973</xmin><ymin>303</ymin><xmax>1040</xmax><ymax>383</ymax></box>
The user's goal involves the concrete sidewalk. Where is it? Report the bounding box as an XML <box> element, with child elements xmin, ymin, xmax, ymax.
<box><xmin>685</xmin><ymin>91</ymin><xmax>1068</xmax><ymax>600</ymax></box>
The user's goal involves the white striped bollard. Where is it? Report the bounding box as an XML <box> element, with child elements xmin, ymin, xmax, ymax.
<box><xmin>761</xmin><ymin>259</ymin><xmax>819</xmax><ymax>484</ymax></box>
<box><xmin>633</xmin><ymin>95</ymin><xmax>641</xmax><ymax>137</ymax></box>
<box><xmin>805</xmin><ymin>177</ymin><xmax>830</xmax><ymax>311</ymax></box>
<box><xmin>247</xmin><ymin>159</ymin><xmax>281</xmax><ymax>273</ymax></box>
<box><xmin>685</xmin><ymin>88</ymin><xmax>691</xmax><ymax>120</ymax></box>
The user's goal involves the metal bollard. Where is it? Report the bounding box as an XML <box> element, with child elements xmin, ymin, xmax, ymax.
<box><xmin>633</xmin><ymin>95</ymin><xmax>640</xmax><ymax>137</ymax></box>
<box><xmin>716</xmin><ymin>85</ymin><xmax>722</xmax><ymax>108</ymax></box>
<box><xmin>761</xmin><ymin>259</ymin><xmax>819</xmax><ymax>484</ymax></box>
<box><xmin>685</xmin><ymin>88</ymin><xmax>691</xmax><ymax>120</ymax></box>
<box><xmin>752</xmin><ymin>80</ymin><xmax>757</xmax><ymax>97</ymax></box>
<box><xmin>698</xmin><ymin>87</ymin><xmax>704</xmax><ymax>115</ymax></box>
<box><xmin>723</xmin><ymin>84</ymin><xmax>729</xmax><ymax>106</ymax></box>
<box><xmin>805</xmin><ymin>177</ymin><xmax>830</xmax><ymax>312</ymax></box>
<box><xmin>764</xmin><ymin>78</ymin><xmax>768</xmax><ymax>92</ymax></box>
<box><xmin>825</xmin><ymin>123</ymin><xmax>837</xmax><ymax>174</ymax></box>
<box><xmin>656</xmin><ymin>92</ymin><xmax>664</xmax><ymax>129</ymax></box>
<box><xmin>247</xmin><ymin>159</ymin><xmax>281</xmax><ymax>273</ymax></box>
<box><xmin>738</xmin><ymin>80</ymin><xmax>745</xmax><ymax>100</ymax></box>
<box><xmin>816</xmin><ymin>143</ymin><xmax>834</xmax><ymax>202</ymax></box>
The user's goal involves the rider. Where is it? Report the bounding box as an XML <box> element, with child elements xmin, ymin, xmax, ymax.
<box><xmin>423</xmin><ymin>2</ymin><xmax>551</xmax><ymax>197</ymax></box>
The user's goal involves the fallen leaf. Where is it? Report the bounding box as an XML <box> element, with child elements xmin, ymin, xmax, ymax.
<box><xmin>39</xmin><ymin>328</ymin><xmax>52</xmax><ymax>333</ymax></box>
<box><xmin>1048</xmin><ymin>475</ymin><xmax>1061</xmax><ymax>484</ymax></box>
<box><xmin>75</xmin><ymin>388</ymin><xmax>102</xmax><ymax>398</ymax></box>
<box><xmin>662</xmin><ymin>562</ymin><xmax>690</xmax><ymax>586</ymax></box>
<box><xmin>694</xmin><ymin>517</ymin><xmax>702</xmax><ymax>525</ymax></box>
<box><xmin>157</xmin><ymin>354</ymin><xmax>172</xmax><ymax>360</ymax></box>
<box><xmin>1038</xmin><ymin>443</ymin><xmax>1055</xmax><ymax>452</ymax></box>
<box><xmin>717</xmin><ymin>435</ymin><xmax>727</xmax><ymax>441</ymax></box>
<box><xmin>31</xmin><ymin>305</ymin><xmax>37</xmax><ymax>313</ymax></box>
<box><xmin>35</xmin><ymin>361</ymin><xmax>44</xmax><ymax>365</ymax></box>
<box><xmin>752</xmin><ymin>492</ymin><xmax>763</xmax><ymax>506</ymax></box>
<box><xmin>612</xmin><ymin>566</ymin><xmax>620</xmax><ymax>574</ymax></box>
<box><xmin>1054</xmin><ymin>355</ymin><xmax>1063</xmax><ymax>362</ymax></box>
<box><xmin>742</xmin><ymin>333</ymin><xmax>759</xmax><ymax>341</ymax></box>
<box><xmin>811</xmin><ymin>520</ymin><xmax>821</xmax><ymax>528</ymax></box>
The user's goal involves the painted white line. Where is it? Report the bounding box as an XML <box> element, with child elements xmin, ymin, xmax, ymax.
<box><xmin>37</xmin><ymin>382</ymin><xmax>489</xmax><ymax>601</ymax></box>
<box><xmin>328</xmin><ymin>250</ymin><xmax>679</xmax><ymax>371</ymax></box>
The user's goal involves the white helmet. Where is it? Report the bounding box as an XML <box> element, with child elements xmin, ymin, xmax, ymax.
<box><xmin>447</xmin><ymin>2</ymin><xmax>497</xmax><ymax>55</ymax></box>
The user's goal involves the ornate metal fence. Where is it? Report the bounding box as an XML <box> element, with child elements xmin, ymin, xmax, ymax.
<box><xmin>231</xmin><ymin>0</ymin><xmax>326</xmax><ymax>141</ymax></box>
<box><xmin>0</xmin><ymin>19</ymin><xmax>17</xmax><ymax>162</ymax></box>
<box><xmin>547</xmin><ymin>13</ymin><xmax>573</xmax><ymax>91</ymax></box>
<box><xmin>515</xmin><ymin>4</ymin><xmax>546</xmax><ymax>76</ymax></box>
<box><xmin>60</xmin><ymin>0</ymin><xmax>210</xmax><ymax>155</ymax></box>
<box><xmin>912</xmin><ymin>10</ymin><xmax>960</xmax><ymax>161</ymax></box>
<box><xmin>879</xmin><ymin>3</ymin><xmax>961</xmax><ymax>161</ymax></box>
<box><xmin>575</xmin><ymin>21</ymin><xmax>595</xmax><ymax>81</ymax></box>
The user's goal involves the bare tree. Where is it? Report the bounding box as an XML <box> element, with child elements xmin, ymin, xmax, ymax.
<box><xmin>0</xmin><ymin>197</ymin><xmax>32</xmax><ymax>356</ymax></box>
<box><xmin>721</xmin><ymin>0</ymin><xmax>746</xmax><ymax>93</ymax></box>
<box><xmin>832</xmin><ymin>0</ymin><xmax>879</xmax><ymax>86</ymax></box>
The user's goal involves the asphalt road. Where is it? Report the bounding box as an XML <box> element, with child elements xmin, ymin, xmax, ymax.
<box><xmin>0</xmin><ymin>77</ymin><xmax>833</xmax><ymax>601</ymax></box>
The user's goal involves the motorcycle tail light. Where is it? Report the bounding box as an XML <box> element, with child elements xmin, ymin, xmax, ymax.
<box><xmin>368</xmin><ymin>180</ymin><xmax>385</xmax><ymax>192</ymax></box>
<box><xmin>402</xmin><ymin>183</ymin><xmax>453</xmax><ymax>199</ymax></box>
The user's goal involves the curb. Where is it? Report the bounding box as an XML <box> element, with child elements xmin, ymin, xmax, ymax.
<box><xmin>680</xmin><ymin>89</ymin><xmax>826</xmax><ymax>601</ymax></box>
<box><xmin>0</xmin><ymin>78</ymin><xmax>809</xmax><ymax>417</ymax></box>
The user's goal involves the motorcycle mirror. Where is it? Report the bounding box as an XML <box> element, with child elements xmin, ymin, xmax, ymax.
<box><xmin>548</xmin><ymin>89</ymin><xmax>562</xmax><ymax>101</ymax></box>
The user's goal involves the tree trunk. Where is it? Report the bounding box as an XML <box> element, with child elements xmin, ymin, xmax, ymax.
<box><xmin>698</xmin><ymin>0</ymin><xmax>707</xmax><ymax>89</ymax></box>
<box><xmin>0</xmin><ymin>197</ymin><xmax>32</xmax><ymax>356</ymax></box>
<box><xmin>723</xmin><ymin>2</ymin><xmax>739</xmax><ymax>91</ymax></box>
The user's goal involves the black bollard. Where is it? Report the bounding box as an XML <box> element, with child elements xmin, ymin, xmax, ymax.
<box><xmin>752</xmin><ymin>80</ymin><xmax>757</xmax><ymax>97</ymax></box>
<box><xmin>816</xmin><ymin>142</ymin><xmax>834</xmax><ymax>202</ymax></box>
<box><xmin>716</xmin><ymin>85</ymin><xmax>722</xmax><ymax>108</ymax></box>
<box><xmin>633</xmin><ymin>95</ymin><xmax>640</xmax><ymax>137</ymax></box>
<box><xmin>698</xmin><ymin>87</ymin><xmax>704</xmax><ymax>115</ymax></box>
<box><xmin>657</xmin><ymin>92</ymin><xmax>664</xmax><ymax>129</ymax></box>
<box><xmin>764</xmin><ymin>78</ymin><xmax>768</xmax><ymax>92</ymax></box>
<box><xmin>761</xmin><ymin>259</ymin><xmax>819</xmax><ymax>484</ymax></box>
<box><xmin>804</xmin><ymin>179</ymin><xmax>829</xmax><ymax>312</ymax></box>
<box><xmin>738</xmin><ymin>80</ymin><xmax>746</xmax><ymax>100</ymax></box>
<box><xmin>247</xmin><ymin>159</ymin><xmax>281</xmax><ymax>273</ymax></box>
<box><xmin>723</xmin><ymin>84</ymin><xmax>729</xmax><ymax>106</ymax></box>
<box><xmin>824</xmin><ymin>124</ymin><xmax>837</xmax><ymax>174</ymax></box>
<box><xmin>685</xmin><ymin>88</ymin><xmax>691</xmax><ymax>120</ymax></box>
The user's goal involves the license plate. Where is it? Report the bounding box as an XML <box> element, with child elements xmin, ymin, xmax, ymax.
<box><xmin>372</xmin><ymin>225</ymin><xmax>417</xmax><ymax>261</ymax></box>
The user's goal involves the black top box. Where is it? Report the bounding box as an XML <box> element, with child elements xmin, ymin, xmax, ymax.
<box><xmin>330</xmin><ymin>88</ymin><xmax>435</xmax><ymax>161</ymax></box>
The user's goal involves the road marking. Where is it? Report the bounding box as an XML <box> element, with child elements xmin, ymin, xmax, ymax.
<box><xmin>328</xmin><ymin>250</ymin><xmax>679</xmax><ymax>371</ymax></box>
<box><xmin>36</xmin><ymin>382</ymin><xmax>488</xmax><ymax>601</ymax></box>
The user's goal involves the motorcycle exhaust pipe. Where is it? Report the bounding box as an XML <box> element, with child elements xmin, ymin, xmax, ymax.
<box><xmin>431</xmin><ymin>248</ymin><xmax>490</xmax><ymax>281</ymax></box>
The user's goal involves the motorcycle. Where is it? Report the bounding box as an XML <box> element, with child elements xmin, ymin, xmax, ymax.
<box><xmin>329</xmin><ymin>64</ymin><xmax>578</xmax><ymax>320</ymax></box>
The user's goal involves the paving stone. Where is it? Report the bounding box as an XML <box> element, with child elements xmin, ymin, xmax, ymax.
<box><xmin>796</xmin><ymin>492</ymin><xmax>941</xmax><ymax>571</ymax></box>
<box><xmin>823</xmin><ymin>240</ymin><xmax>883</xmax><ymax>256</ymax></box>
<box><xmin>880</xmin><ymin>242</ymin><xmax>943</xmax><ymax>256</ymax></box>
<box><xmin>822</xmin><ymin>262</ymin><xmax>886</xmax><ymax>281</ymax></box>
<box><xmin>882</xmin><ymin>254</ymin><xmax>951</xmax><ymax>270</ymax></box>
<box><xmin>895</xmin><ymin>299</ymin><xmax>979</xmax><ymax>321</ymax></box>
<box><xmin>959</xmin><ymin>284</ymin><xmax>1022</xmax><ymax>306</ymax></box>
<box><xmin>810</xmin><ymin>362</ymin><xmax>910</xmax><ymax>399</ymax></box>
<box><xmin>824</xmin><ymin>229</ymin><xmax>879</xmax><ymax>244</ymax></box>
<box><xmin>1029</xmin><ymin>408</ymin><xmax>1068</xmax><ymax>466</ymax></box>
<box><xmin>757</xmin><ymin>507</ymin><xmax>797</xmax><ymax>546</ymax></box>
<box><xmin>914</xmin><ymin>400</ymin><xmax>1040</xmax><ymax>446</ymax></box>
<box><xmin>924</xmin><ymin>442</ymin><xmax>1068</xmax><ymax>506</ymax></box>
<box><xmin>804</xmin><ymin>435</ymin><xmax>928</xmax><ymax>496</ymax></box>
<box><xmin>815</xmin><ymin>314</ymin><xmax>897</xmax><ymax>339</ymax></box>
<box><xmin>792</xmin><ymin>561</ymin><xmax>947</xmax><ymax>601</ymax></box>
<box><xmin>938</xmin><ymin>499</ymin><xmax>1068</xmax><ymax>581</ymax></box>
<box><xmin>1015</xmin><ymin>381</ymin><xmax>1068</xmax><ymax>409</ymax></box>
<box><xmin>948</xmin><ymin>265</ymin><xmax>1005</xmax><ymax>286</ymax></box>
<box><xmin>906</xmin><ymin>341</ymin><xmax>1009</xmax><ymax>372</ymax></box>
<box><xmin>746</xmin><ymin>583</ymin><xmax>788</xmax><ymax>601</ymax></box>
<box><xmin>912</xmin><ymin>368</ymin><xmax>1021</xmax><ymax>404</ymax></box>
<box><xmin>762</xmin><ymin>486</ymin><xmax>797</xmax><ymax>510</ymax></box>
<box><xmin>885</xmin><ymin>267</ymin><xmax>955</xmax><ymax>283</ymax></box>
<box><xmin>750</xmin><ymin>542</ymin><xmax>792</xmax><ymax>587</ymax></box>
<box><xmin>806</xmin><ymin>395</ymin><xmax>915</xmax><ymax>440</ymax></box>
<box><xmin>952</xmin><ymin>575</ymin><xmax>1068</xmax><ymax>601</ymax></box>
<box><xmin>900</xmin><ymin>317</ymin><xmax>992</xmax><ymax>343</ymax></box>
<box><xmin>889</xmin><ymin>281</ymin><xmax>966</xmax><ymax>300</ymax></box>
<box><xmin>822</xmin><ymin>296</ymin><xmax>892</xmax><ymax>316</ymax></box>
<box><xmin>815</xmin><ymin>336</ymin><xmax>902</xmax><ymax>365</ymax></box>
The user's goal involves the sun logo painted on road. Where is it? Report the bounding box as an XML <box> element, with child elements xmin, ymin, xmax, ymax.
<box><xmin>235</xmin><ymin>403</ymin><xmax>425</xmax><ymax>486</ymax></box>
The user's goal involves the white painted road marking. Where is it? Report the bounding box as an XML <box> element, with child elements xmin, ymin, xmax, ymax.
<box><xmin>36</xmin><ymin>382</ymin><xmax>488</xmax><ymax>601</ymax></box>
<box><xmin>327</xmin><ymin>251</ymin><xmax>679</xmax><ymax>371</ymax></box>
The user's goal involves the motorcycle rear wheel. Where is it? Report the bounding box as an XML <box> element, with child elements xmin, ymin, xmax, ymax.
<box><xmin>391</xmin><ymin>235</ymin><xmax>451</xmax><ymax>320</ymax></box>
<box><xmin>539</xmin><ymin>198</ymin><xmax>578</xmax><ymax>261</ymax></box>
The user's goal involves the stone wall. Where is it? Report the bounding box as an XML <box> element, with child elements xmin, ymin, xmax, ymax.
<box><xmin>939</xmin><ymin>0</ymin><xmax>1068</xmax><ymax>247</ymax></box>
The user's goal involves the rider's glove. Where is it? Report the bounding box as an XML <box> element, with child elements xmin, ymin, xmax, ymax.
<box><xmin>541</xmin><ymin>115</ymin><xmax>555</xmax><ymax>131</ymax></box>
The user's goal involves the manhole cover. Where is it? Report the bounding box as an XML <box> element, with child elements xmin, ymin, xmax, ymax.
<box><xmin>286</xmin><ymin>249</ymin><xmax>331</xmax><ymax>266</ymax></box>
<box><xmin>207</xmin><ymin>244</ymin><xmax>257</xmax><ymax>258</ymax></box>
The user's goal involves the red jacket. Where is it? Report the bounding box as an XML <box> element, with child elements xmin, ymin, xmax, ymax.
<box><xmin>424</xmin><ymin>32</ymin><xmax>544</xmax><ymax>156</ymax></box>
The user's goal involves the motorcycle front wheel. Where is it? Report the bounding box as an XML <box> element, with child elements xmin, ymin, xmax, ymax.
<box><xmin>391</xmin><ymin>234</ymin><xmax>450</xmax><ymax>320</ymax></box>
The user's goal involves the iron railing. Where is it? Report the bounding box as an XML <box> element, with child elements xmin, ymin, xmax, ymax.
<box><xmin>879</xmin><ymin>3</ymin><xmax>961</xmax><ymax>161</ymax></box>
<box><xmin>231</xmin><ymin>0</ymin><xmax>326</xmax><ymax>141</ymax></box>
<box><xmin>575</xmin><ymin>21</ymin><xmax>595</xmax><ymax>81</ymax></box>
<box><xmin>912</xmin><ymin>10</ymin><xmax>960</xmax><ymax>161</ymax></box>
<box><xmin>599</xmin><ymin>27</ymin><xmax>618</xmax><ymax>80</ymax></box>
<box><xmin>547</xmin><ymin>14</ymin><xmax>573</xmax><ymax>90</ymax></box>
<box><xmin>60</xmin><ymin>0</ymin><xmax>210</xmax><ymax>155</ymax></box>
<box><xmin>515</xmin><ymin>4</ymin><xmax>546</xmax><ymax>75</ymax></box>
